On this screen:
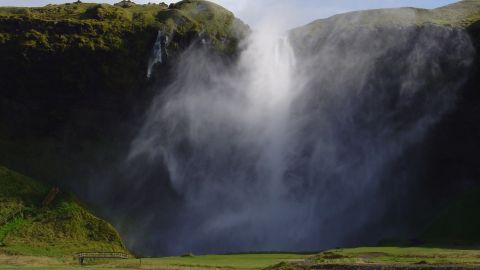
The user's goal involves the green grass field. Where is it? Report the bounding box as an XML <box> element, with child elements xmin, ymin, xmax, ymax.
<box><xmin>138</xmin><ymin>253</ymin><xmax>311</xmax><ymax>269</ymax></box>
<box><xmin>313</xmin><ymin>246</ymin><xmax>480</xmax><ymax>266</ymax></box>
<box><xmin>0</xmin><ymin>253</ymin><xmax>311</xmax><ymax>270</ymax></box>
<box><xmin>2</xmin><ymin>247</ymin><xmax>480</xmax><ymax>269</ymax></box>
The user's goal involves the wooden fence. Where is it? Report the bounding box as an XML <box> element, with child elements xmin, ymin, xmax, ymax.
<box><xmin>74</xmin><ymin>252</ymin><xmax>129</xmax><ymax>265</ymax></box>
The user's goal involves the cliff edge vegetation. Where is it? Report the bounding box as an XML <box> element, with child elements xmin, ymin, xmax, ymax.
<box><xmin>0</xmin><ymin>0</ymin><xmax>243</xmax><ymax>52</ymax></box>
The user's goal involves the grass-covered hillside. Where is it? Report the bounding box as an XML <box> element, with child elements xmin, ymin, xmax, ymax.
<box><xmin>0</xmin><ymin>0</ymin><xmax>244</xmax><ymax>51</ymax></box>
<box><xmin>295</xmin><ymin>0</ymin><xmax>480</xmax><ymax>34</ymax></box>
<box><xmin>290</xmin><ymin>1</ymin><xmax>480</xmax><ymax>56</ymax></box>
<box><xmin>267</xmin><ymin>247</ymin><xmax>480</xmax><ymax>268</ymax></box>
<box><xmin>0</xmin><ymin>165</ymin><xmax>127</xmax><ymax>257</ymax></box>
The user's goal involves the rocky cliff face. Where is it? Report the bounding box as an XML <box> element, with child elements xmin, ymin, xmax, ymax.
<box><xmin>289</xmin><ymin>0</ymin><xmax>480</xmax><ymax>245</ymax></box>
<box><xmin>0</xmin><ymin>0</ymin><xmax>246</xmax><ymax>256</ymax></box>
<box><xmin>102</xmin><ymin>1</ymin><xmax>480</xmax><ymax>255</ymax></box>
<box><xmin>0</xmin><ymin>0</ymin><xmax>247</xmax><ymax>186</ymax></box>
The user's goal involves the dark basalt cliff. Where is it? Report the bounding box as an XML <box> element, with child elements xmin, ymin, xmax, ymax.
<box><xmin>290</xmin><ymin>0</ymin><xmax>480</xmax><ymax>245</ymax></box>
<box><xmin>0</xmin><ymin>0</ymin><xmax>247</xmax><ymax>186</ymax></box>
<box><xmin>0</xmin><ymin>0</ymin><xmax>246</xmax><ymax>256</ymax></box>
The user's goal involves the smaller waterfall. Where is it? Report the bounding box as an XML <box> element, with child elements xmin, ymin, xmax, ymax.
<box><xmin>147</xmin><ymin>30</ymin><xmax>169</xmax><ymax>78</ymax></box>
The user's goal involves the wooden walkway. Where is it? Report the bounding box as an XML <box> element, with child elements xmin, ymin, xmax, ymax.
<box><xmin>74</xmin><ymin>252</ymin><xmax>129</xmax><ymax>265</ymax></box>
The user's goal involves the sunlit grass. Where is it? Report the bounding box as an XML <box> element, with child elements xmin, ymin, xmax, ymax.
<box><xmin>139</xmin><ymin>253</ymin><xmax>311</xmax><ymax>269</ymax></box>
<box><xmin>0</xmin><ymin>253</ymin><xmax>311</xmax><ymax>270</ymax></box>
<box><xmin>2</xmin><ymin>249</ymin><xmax>480</xmax><ymax>269</ymax></box>
<box><xmin>0</xmin><ymin>166</ymin><xmax>127</xmax><ymax>257</ymax></box>
<box><xmin>313</xmin><ymin>246</ymin><xmax>480</xmax><ymax>265</ymax></box>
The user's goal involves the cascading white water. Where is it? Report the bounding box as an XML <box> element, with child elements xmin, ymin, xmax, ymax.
<box><xmin>237</xmin><ymin>30</ymin><xmax>296</xmax><ymax>201</ymax></box>
<box><xmin>126</xmin><ymin>16</ymin><xmax>474</xmax><ymax>254</ymax></box>
<box><xmin>130</xmin><ymin>21</ymin><xmax>308</xmax><ymax>251</ymax></box>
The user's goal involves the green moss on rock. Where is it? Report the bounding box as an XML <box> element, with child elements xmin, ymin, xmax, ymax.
<box><xmin>0</xmin><ymin>0</ymin><xmax>246</xmax><ymax>52</ymax></box>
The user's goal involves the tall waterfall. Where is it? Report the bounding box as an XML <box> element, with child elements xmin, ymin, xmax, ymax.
<box><xmin>125</xmin><ymin>20</ymin><xmax>474</xmax><ymax>254</ymax></box>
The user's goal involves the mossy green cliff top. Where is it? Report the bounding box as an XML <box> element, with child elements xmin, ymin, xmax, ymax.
<box><xmin>295</xmin><ymin>0</ymin><xmax>480</xmax><ymax>35</ymax></box>
<box><xmin>0</xmin><ymin>0</ymin><xmax>246</xmax><ymax>52</ymax></box>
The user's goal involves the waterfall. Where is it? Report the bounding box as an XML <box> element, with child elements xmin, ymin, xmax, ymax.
<box><xmin>147</xmin><ymin>30</ymin><xmax>169</xmax><ymax>78</ymax></box>
<box><xmin>125</xmin><ymin>22</ymin><xmax>474</xmax><ymax>255</ymax></box>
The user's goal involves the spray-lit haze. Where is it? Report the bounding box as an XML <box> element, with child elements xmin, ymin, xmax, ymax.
<box><xmin>112</xmin><ymin>2</ymin><xmax>475</xmax><ymax>255</ymax></box>
<box><xmin>5</xmin><ymin>0</ymin><xmax>475</xmax><ymax>256</ymax></box>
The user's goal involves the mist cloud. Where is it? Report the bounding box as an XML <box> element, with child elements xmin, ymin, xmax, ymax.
<box><xmin>120</xmin><ymin>9</ymin><xmax>475</xmax><ymax>255</ymax></box>
<box><xmin>8</xmin><ymin>0</ymin><xmax>473</xmax><ymax>257</ymax></box>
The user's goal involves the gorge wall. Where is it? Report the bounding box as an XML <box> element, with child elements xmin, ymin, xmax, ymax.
<box><xmin>0</xmin><ymin>0</ymin><xmax>245</xmax><ymax>188</ymax></box>
<box><xmin>1</xmin><ymin>0</ymin><xmax>480</xmax><ymax>256</ymax></box>
<box><xmin>116</xmin><ymin>3</ymin><xmax>480</xmax><ymax>255</ymax></box>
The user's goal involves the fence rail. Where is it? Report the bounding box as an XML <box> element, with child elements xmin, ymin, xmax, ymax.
<box><xmin>74</xmin><ymin>252</ymin><xmax>129</xmax><ymax>264</ymax></box>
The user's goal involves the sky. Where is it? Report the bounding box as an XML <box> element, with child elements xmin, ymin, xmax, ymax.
<box><xmin>0</xmin><ymin>0</ymin><xmax>459</xmax><ymax>28</ymax></box>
